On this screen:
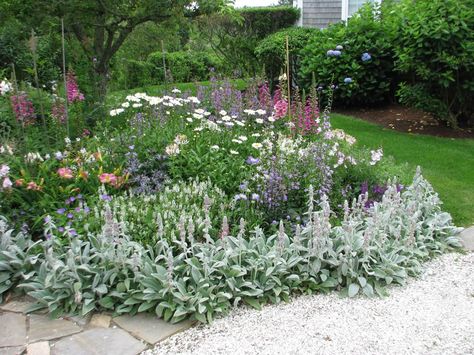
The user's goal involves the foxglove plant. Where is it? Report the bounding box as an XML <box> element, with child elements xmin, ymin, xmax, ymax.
<box><xmin>10</xmin><ymin>92</ymin><xmax>35</xmax><ymax>125</ymax></box>
<box><xmin>66</xmin><ymin>70</ymin><xmax>84</xmax><ymax>103</ymax></box>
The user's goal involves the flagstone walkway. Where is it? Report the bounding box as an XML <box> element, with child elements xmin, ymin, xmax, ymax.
<box><xmin>0</xmin><ymin>299</ymin><xmax>193</xmax><ymax>355</ymax></box>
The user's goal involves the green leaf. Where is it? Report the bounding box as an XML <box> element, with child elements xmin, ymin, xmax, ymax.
<box><xmin>348</xmin><ymin>283</ymin><xmax>360</xmax><ymax>297</ymax></box>
<box><xmin>244</xmin><ymin>297</ymin><xmax>262</xmax><ymax>310</ymax></box>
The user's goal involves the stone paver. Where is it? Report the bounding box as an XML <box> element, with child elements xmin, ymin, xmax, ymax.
<box><xmin>64</xmin><ymin>314</ymin><xmax>91</xmax><ymax>327</ymax></box>
<box><xmin>51</xmin><ymin>328</ymin><xmax>147</xmax><ymax>355</ymax></box>
<box><xmin>113</xmin><ymin>313</ymin><xmax>194</xmax><ymax>344</ymax></box>
<box><xmin>0</xmin><ymin>298</ymin><xmax>36</xmax><ymax>314</ymax></box>
<box><xmin>28</xmin><ymin>315</ymin><xmax>81</xmax><ymax>342</ymax></box>
<box><xmin>26</xmin><ymin>342</ymin><xmax>50</xmax><ymax>355</ymax></box>
<box><xmin>89</xmin><ymin>314</ymin><xmax>111</xmax><ymax>328</ymax></box>
<box><xmin>0</xmin><ymin>346</ymin><xmax>25</xmax><ymax>355</ymax></box>
<box><xmin>459</xmin><ymin>226</ymin><xmax>474</xmax><ymax>251</ymax></box>
<box><xmin>0</xmin><ymin>313</ymin><xmax>27</xmax><ymax>347</ymax></box>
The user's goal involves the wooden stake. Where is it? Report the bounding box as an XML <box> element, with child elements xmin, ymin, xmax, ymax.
<box><xmin>161</xmin><ymin>40</ymin><xmax>167</xmax><ymax>84</ymax></box>
<box><xmin>61</xmin><ymin>18</ymin><xmax>70</xmax><ymax>137</ymax></box>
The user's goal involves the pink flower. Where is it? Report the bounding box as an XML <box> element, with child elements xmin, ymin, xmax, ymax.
<box><xmin>10</xmin><ymin>93</ymin><xmax>35</xmax><ymax>124</ymax></box>
<box><xmin>2</xmin><ymin>177</ymin><xmax>12</xmax><ymax>190</ymax></box>
<box><xmin>58</xmin><ymin>167</ymin><xmax>74</xmax><ymax>179</ymax></box>
<box><xmin>0</xmin><ymin>164</ymin><xmax>9</xmax><ymax>178</ymax></box>
<box><xmin>99</xmin><ymin>173</ymin><xmax>117</xmax><ymax>185</ymax></box>
<box><xmin>51</xmin><ymin>99</ymin><xmax>66</xmax><ymax>123</ymax></box>
<box><xmin>26</xmin><ymin>181</ymin><xmax>42</xmax><ymax>191</ymax></box>
<box><xmin>66</xmin><ymin>70</ymin><xmax>85</xmax><ymax>103</ymax></box>
<box><xmin>274</xmin><ymin>99</ymin><xmax>288</xmax><ymax>120</ymax></box>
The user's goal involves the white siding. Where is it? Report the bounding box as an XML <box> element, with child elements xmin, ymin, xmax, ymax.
<box><xmin>301</xmin><ymin>0</ymin><xmax>342</xmax><ymax>28</ymax></box>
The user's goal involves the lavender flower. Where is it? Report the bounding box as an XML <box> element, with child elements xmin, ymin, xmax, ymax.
<box><xmin>246</xmin><ymin>156</ymin><xmax>260</xmax><ymax>165</ymax></box>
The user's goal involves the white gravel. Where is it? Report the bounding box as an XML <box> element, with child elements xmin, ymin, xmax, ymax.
<box><xmin>146</xmin><ymin>252</ymin><xmax>474</xmax><ymax>355</ymax></box>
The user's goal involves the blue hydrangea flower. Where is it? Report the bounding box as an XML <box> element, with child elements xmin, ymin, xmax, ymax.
<box><xmin>336</xmin><ymin>45</ymin><xmax>343</xmax><ymax>50</ymax></box>
<box><xmin>344</xmin><ymin>77</ymin><xmax>353</xmax><ymax>84</ymax></box>
<box><xmin>326</xmin><ymin>50</ymin><xmax>335</xmax><ymax>57</ymax></box>
<box><xmin>333</xmin><ymin>50</ymin><xmax>342</xmax><ymax>57</ymax></box>
<box><xmin>361</xmin><ymin>52</ymin><xmax>372</xmax><ymax>62</ymax></box>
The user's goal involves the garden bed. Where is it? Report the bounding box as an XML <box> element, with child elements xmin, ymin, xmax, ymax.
<box><xmin>0</xmin><ymin>78</ymin><xmax>463</xmax><ymax>324</ymax></box>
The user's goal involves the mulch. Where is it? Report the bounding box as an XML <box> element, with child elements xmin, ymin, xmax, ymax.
<box><xmin>336</xmin><ymin>104</ymin><xmax>474</xmax><ymax>139</ymax></box>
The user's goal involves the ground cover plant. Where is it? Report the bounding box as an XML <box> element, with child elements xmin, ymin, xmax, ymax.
<box><xmin>0</xmin><ymin>73</ymin><xmax>463</xmax><ymax>324</ymax></box>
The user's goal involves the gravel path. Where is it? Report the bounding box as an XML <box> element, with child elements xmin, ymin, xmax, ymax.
<box><xmin>146</xmin><ymin>252</ymin><xmax>474</xmax><ymax>355</ymax></box>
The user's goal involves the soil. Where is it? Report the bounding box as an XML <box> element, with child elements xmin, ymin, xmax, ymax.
<box><xmin>336</xmin><ymin>104</ymin><xmax>474</xmax><ymax>139</ymax></box>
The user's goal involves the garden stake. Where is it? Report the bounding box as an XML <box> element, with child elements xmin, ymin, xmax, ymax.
<box><xmin>61</xmin><ymin>18</ymin><xmax>70</xmax><ymax>137</ymax></box>
<box><xmin>29</xmin><ymin>30</ymin><xmax>49</xmax><ymax>147</ymax></box>
<box><xmin>161</xmin><ymin>40</ymin><xmax>167</xmax><ymax>87</ymax></box>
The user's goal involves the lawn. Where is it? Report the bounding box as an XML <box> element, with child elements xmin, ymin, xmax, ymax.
<box><xmin>332</xmin><ymin>114</ymin><xmax>474</xmax><ymax>227</ymax></box>
<box><xmin>107</xmin><ymin>79</ymin><xmax>248</xmax><ymax>106</ymax></box>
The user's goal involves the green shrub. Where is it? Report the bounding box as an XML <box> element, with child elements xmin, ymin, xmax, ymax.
<box><xmin>393</xmin><ymin>0</ymin><xmax>474</xmax><ymax>127</ymax></box>
<box><xmin>116</xmin><ymin>59</ymin><xmax>158</xmax><ymax>90</ymax></box>
<box><xmin>148</xmin><ymin>51</ymin><xmax>224</xmax><ymax>84</ymax></box>
<box><xmin>255</xmin><ymin>27</ymin><xmax>317</xmax><ymax>88</ymax></box>
<box><xmin>196</xmin><ymin>6</ymin><xmax>300</xmax><ymax>75</ymax></box>
<box><xmin>300</xmin><ymin>3</ymin><xmax>395</xmax><ymax>106</ymax></box>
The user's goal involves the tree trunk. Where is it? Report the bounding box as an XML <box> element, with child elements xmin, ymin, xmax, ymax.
<box><xmin>95</xmin><ymin>65</ymin><xmax>109</xmax><ymax>106</ymax></box>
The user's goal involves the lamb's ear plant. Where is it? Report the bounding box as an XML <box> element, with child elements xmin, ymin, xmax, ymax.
<box><xmin>13</xmin><ymin>171</ymin><xmax>462</xmax><ymax>323</ymax></box>
<box><xmin>0</xmin><ymin>216</ymin><xmax>40</xmax><ymax>302</ymax></box>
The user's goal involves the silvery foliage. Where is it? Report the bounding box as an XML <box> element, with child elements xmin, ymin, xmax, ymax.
<box><xmin>0</xmin><ymin>216</ymin><xmax>40</xmax><ymax>302</ymax></box>
<box><xmin>14</xmin><ymin>170</ymin><xmax>461</xmax><ymax>323</ymax></box>
<box><xmin>19</xmin><ymin>209</ymin><xmax>146</xmax><ymax>318</ymax></box>
<box><xmin>91</xmin><ymin>179</ymin><xmax>228</xmax><ymax>244</ymax></box>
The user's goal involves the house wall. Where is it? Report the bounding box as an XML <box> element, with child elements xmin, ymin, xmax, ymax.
<box><xmin>301</xmin><ymin>0</ymin><xmax>342</xmax><ymax>28</ymax></box>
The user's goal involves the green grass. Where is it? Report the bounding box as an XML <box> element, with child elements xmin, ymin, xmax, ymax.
<box><xmin>332</xmin><ymin>114</ymin><xmax>474</xmax><ymax>227</ymax></box>
<box><xmin>107</xmin><ymin>79</ymin><xmax>248</xmax><ymax>106</ymax></box>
